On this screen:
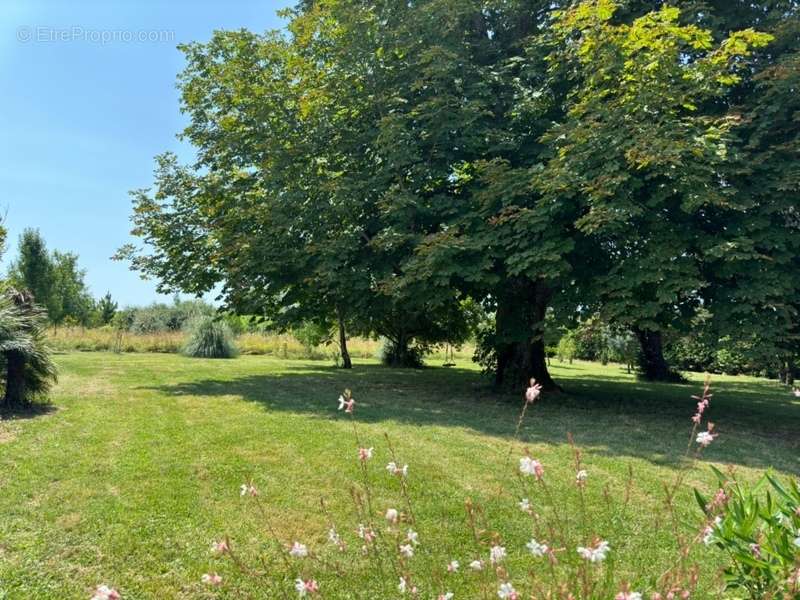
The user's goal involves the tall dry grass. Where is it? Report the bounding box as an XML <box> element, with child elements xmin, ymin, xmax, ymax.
<box><xmin>46</xmin><ymin>327</ymin><xmax>474</xmax><ymax>362</ymax></box>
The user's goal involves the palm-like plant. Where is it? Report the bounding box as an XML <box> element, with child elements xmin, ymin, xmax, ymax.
<box><xmin>0</xmin><ymin>289</ymin><xmax>58</xmax><ymax>410</ymax></box>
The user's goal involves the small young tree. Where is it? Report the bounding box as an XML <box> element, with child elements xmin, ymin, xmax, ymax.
<box><xmin>97</xmin><ymin>292</ymin><xmax>118</xmax><ymax>325</ymax></box>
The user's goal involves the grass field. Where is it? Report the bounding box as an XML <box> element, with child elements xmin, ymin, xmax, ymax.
<box><xmin>0</xmin><ymin>352</ymin><xmax>797</xmax><ymax>598</ymax></box>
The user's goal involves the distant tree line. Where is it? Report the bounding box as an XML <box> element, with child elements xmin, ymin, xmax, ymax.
<box><xmin>6</xmin><ymin>228</ymin><xmax>119</xmax><ymax>328</ymax></box>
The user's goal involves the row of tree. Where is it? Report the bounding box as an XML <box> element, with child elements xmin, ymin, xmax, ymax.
<box><xmin>7</xmin><ymin>229</ymin><xmax>118</xmax><ymax>327</ymax></box>
<box><xmin>120</xmin><ymin>0</ymin><xmax>800</xmax><ymax>389</ymax></box>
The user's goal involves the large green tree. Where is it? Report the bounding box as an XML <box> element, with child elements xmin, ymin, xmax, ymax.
<box><xmin>121</xmin><ymin>0</ymin><xmax>793</xmax><ymax>389</ymax></box>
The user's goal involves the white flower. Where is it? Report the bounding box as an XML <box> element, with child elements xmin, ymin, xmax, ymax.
<box><xmin>792</xmin><ymin>388</ymin><xmax>800</xmax><ymax>398</ymax></box>
<box><xmin>577</xmin><ymin>540</ymin><xmax>610</xmax><ymax>563</ymax></box>
<box><xmin>92</xmin><ymin>586</ymin><xmax>121</xmax><ymax>600</ymax></box>
<box><xmin>406</xmin><ymin>529</ymin><xmax>419</xmax><ymax>545</ymax></box>
<box><xmin>328</xmin><ymin>527</ymin><xmax>341</xmax><ymax>546</ymax></box>
<box><xmin>497</xmin><ymin>582</ymin><xmax>518</xmax><ymax>599</ymax></box>
<box><xmin>703</xmin><ymin>516</ymin><xmax>722</xmax><ymax>545</ymax></box>
<box><xmin>399</xmin><ymin>543</ymin><xmax>415</xmax><ymax>558</ymax></box>
<box><xmin>794</xmin><ymin>536</ymin><xmax>800</xmax><ymax>548</ymax></box>
<box><xmin>398</xmin><ymin>577</ymin><xmax>408</xmax><ymax>594</ymax></box>
<box><xmin>358</xmin><ymin>447</ymin><xmax>374</xmax><ymax>461</ymax></box>
<box><xmin>489</xmin><ymin>544</ymin><xmax>506</xmax><ymax>564</ymax></box>
<box><xmin>438</xmin><ymin>594</ymin><xmax>454</xmax><ymax>600</ymax></box>
<box><xmin>447</xmin><ymin>560</ymin><xmax>459</xmax><ymax>572</ymax></box>
<box><xmin>617</xmin><ymin>593</ymin><xmax>642</xmax><ymax>600</ymax></box>
<box><xmin>696</xmin><ymin>431</ymin><xmax>715</xmax><ymax>447</ymax></box>
<box><xmin>201</xmin><ymin>573</ymin><xmax>222</xmax><ymax>586</ymax></box>
<box><xmin>386</xmin><ymin>461</ymin><xmax>409</xmax><ymax>477</ymax></box>
<box><xmin>519</xmin><ymin>456</ymin><xmax>543</xmax><ymax>479</ymax></box>
<box><xmin>526</xmin><ymin>538</ymin><xmax>548</xmax><ymax>557</ymax></box>
<box><xmin>385</xmin><ymin>508</ymin><xmax>399</xmax><ymax>524</ymax></box>
<box><xmin>469</xmin><ymin>559</ymin><xmax>484</xmax><ymax>571</ymax></box>
<box><xmin>576</xmin><ymin>469</ymin><xmax>588</xmax><ymax>483</ymax></box>
<box><xmin>289</xmin><ymin>541</ymin><xmax>308</xmax><ymax>558</ymax></box>
<box><xmin>518</xmin><ymin>498</ymin><xmax>531</xmax><ymax>512</ymax></box>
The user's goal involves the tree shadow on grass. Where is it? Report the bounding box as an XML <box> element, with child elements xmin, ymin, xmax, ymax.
<box><xmin>143</xmin><ymin>361</ymin><xmax>799</xmax><ymax>474</ymax></box>
<box><xmin>0</xmin><ymin>402</ymin><xmax>57</xmax><ymax>421</ymax></box>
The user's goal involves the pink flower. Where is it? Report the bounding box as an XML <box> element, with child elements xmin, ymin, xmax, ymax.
<box><xmin>498</xmin><ymin>582</ymin><xmax>518</xmax><ymax>599</ymax></box>
<box><xmin>447</xmin><ymin>559</ymin><xmax>459</xmax><ymax>572</ymax></box>
<box><xmin>211</xmin><ymin>540</ymin><xmax>229</xmax><ymax>554</ymax></box>
<box><xmin>358</xmin><ymin>447</ymin><xmax>374</xmax><ymax>462</ymax></box>
<box><xmin>696</xmin><ymin>431</ymin><xmax>714</xmax><ymax>447</ymax></box>
<box><xmin>616</xmin><ymin>592</ymin><xmax>642</xmax><ymax>600</ymax></box>
<box><xmin>525</xmin><ymin>378</ymin><xmax>543</xmax><ymax>403</ymax></box>
<box><xmin>239</xmin><ymin>482</ymin><xmax>258</xmax><ymax>497</ymax></box>
<box><xmin>91</xmin><ymin>586</ymin><xmax>121</xmax><ymax>600</ymax></box>
<box><xmin>519</xmin><ymin>456</ymin><xmax>544</xmax><ymax>480</ymax></box>
<box><xmin>201</xmin><ymin>573</ymin><xmax>222</xmax><ymax>586</ymax></box>
<box><xmin>750</xmin><ymin>543</ymin><xmax>762</xmax><ymax>559</ymax></box>
<box><xmin>338</xmin><ymin>392</ymin><xmax>355</xmax><ymax>413</ymax></box>
<box><xmin>577</xmin><ymin>539</ymin><xmax>610</xmax><ymax>563</ymax></box>
<box><xmin>295</xmin><ymin>578</ymin><xmax>319</xmax><ymax>596</ymax></box>
<box><xmin>709</xmin><ymin>488</ymin><xmax>729</xmax><ymax>511</ymax></box>
<box><xmin>438</xmin><ymin>594</ymin><xmax>454</xmax><ymax>600</ymax></box>
<box><xmin>357</xmin><ymin>524</ymin><xmax>376</xmax><ymax>543</ymax></box>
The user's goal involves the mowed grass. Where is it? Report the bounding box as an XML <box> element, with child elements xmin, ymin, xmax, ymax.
<box><xmin>0</xmin><ymin>353</ymin><xmax>797</xmax><ymax>599</ymax></box>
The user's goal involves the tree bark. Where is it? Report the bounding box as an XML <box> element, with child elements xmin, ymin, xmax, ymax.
<box><xmin>634</xmin><ymin>328</ymin><xmax>678</xmax><ymax>381</ymax></box>
<box><xmin>3</xmin><ymin>350</ymin><xmax>26</xmax><ymax>409</ymax></box>
<box><xmin>494</xmin><ymin>280</ymin><xmax>558</xmax><ymax>391</ymax></box>
<box><xmin>336</xmin><ymin>308</ymin><xmax>352</xmax><ymax>370</ymax></box>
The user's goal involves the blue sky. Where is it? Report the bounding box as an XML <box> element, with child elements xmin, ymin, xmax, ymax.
<box><xmin>0</xmin><ymin>0</ymin><xmax>289</xmax><ymax>306</ymax></box>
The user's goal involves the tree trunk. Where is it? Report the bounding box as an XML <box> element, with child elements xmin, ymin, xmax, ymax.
<box><xmin>780</xmin><ymin>358</ymin><xmax>795</xmax><ymax>385</ymax></box>
<box><xmin>3</xmin><ymin>350</ymin><xmax>26</xmax><ymax>409</ymax></box>
<box><xmin>634</xmin><ymin>328</ymin><xmax>678</xmax><ymax>381</ymax></box>
<box><xmin>336</xmin><ymin>309</ymin><xmax>352</xmax><ymax>370</ymax></box>
<box><xmin>494</xmin><ymin>280</ymin><xmax>558</xmax><ymax>392</ymax></box>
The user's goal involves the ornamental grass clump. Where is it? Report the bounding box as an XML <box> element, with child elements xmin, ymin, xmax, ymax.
<box><xmin>181</xmin><ymin>316</ymin><xmax>238</xmax><ymax>359</ymax></box>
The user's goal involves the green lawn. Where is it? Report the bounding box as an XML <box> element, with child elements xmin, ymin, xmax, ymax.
<box><xmin>0</xmin><ymin>352</ymin><xmax>797</xmax><ymax>598</ymax></box>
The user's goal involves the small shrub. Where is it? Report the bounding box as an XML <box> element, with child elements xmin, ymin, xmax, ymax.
<box><xmin>182</xmin><ymin>317</ymin><xmax>238</xmax><ymax>359</ymax></box>
<box><xmin>698</xmin><ymin>470</ymin><xmax>800</xmax><ymax>597</ymax></box>
<box><xmin>377</xmin><ymin>337</ymin><xmax>425</xmax><ymax>368</ymax></box>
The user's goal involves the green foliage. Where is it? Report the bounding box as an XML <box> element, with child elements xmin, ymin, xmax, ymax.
<box><xmin>697</xmin><ymin>470</ymin><xmax>800</xmax><ymax>597</ymax></box>
<box><xmin>97</xmin><ymin>292</ymin><xmax>118</xmax><ymax>325</ymax></box>
<box><xmin>377</xmin><ymin>337</ymin><xmax>425</xmax><ymax>369</ymax></box>
<box><xmin>8</xmin><ymin>229</ymin><xmax>55</xmax><ymax>315</ymax></box>
<box><xmin>182</xmin><ymin>316</ymin><xmax>238</xmax><ymax>359</ymax></box>
<box><xmin>556</xmin><ymin>331</ymin><xmax>577</xmax><ymax>363</ymax></box>
<box><xmin>117</xmin><ymin>299</ymin><xmax>215</xmax><ymax>334</ymax></box>
<box><xmin>292</xmin><ymin>321</ymin><xmax>332</xmax><ymax>352</ymax></box>
<box><xmin>7</xmin><ymin>229</ymin><xmax>95</xmax><ymax>326</ymax></box>
<box><xmin>118</xmin><ymin>0</ymin><xmax>797</xmax><ymax>389</ymax></box>
<box><xmin>0</xmin><ymin>290</ymin><xmax>58</xmax><ymax>408</ymax></box>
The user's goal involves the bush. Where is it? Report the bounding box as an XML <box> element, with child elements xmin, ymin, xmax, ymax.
<box><xmin>182</xmin><ymin>317</ymin><xmax>238</xmax><ymax>359</ymax></box>
<box><xmin>698</xmin><ymin>470</ymin><xmax>800</xmax><ymax>596</ymax></box>
<box><xmin>377</xmin><ymin>337</ymin><xmax>425</xmax><ymax>368</ymax></box>
<box><xmin>0</xmin><ymin>290</ymin><xmax>58</xmax><ymax>409</ymax></box>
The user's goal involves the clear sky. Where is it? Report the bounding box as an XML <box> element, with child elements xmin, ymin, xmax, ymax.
<box><xmin>0</xmin><ymin>0</ymin><xmax>289</xmax><ymax>306</ymax></box>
